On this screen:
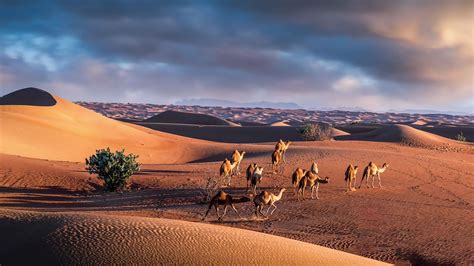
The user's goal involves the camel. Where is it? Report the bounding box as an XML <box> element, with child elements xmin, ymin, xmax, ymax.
<box><xmin>291</xmin><ymin>162</ymin><xmax>318</xmax><ymax>191</ymax></box>
<box><xmin>275</xmin><ymin>139</ymin><xmax>291</xmax><ymax>162</ymax></box>
<box><xmin>291</xmin><ymin>167</ymin><xmax>307</xmax><ymax>192</ymax></box>
<box><xmin>297</xmin><ymin>171</ymin><xmax>330</xmax><ymax>200</ymax></box>
<box><xmin>359</xmin><ymin>162</ymin><xmax>389</xmax><ymax>188</ymax></box>
<box><xmin>344</xmin><ymin>164</ymin><xmax>359</xmax><ymax>192</ymax></box>
<box><xmin>202</xmin><ymin>191</ymin><xmax>250</xmax><ymax>221</ymax></box>
<box><xmin>250</xmin><ymin>166</ymin><xmax>264</xmax><ymax>195</ymax></box>
<box><xmin>231</xmin><ymin>150</ymin><xmax>246</xmax><ymax>175</ymax></box>
<box><xmin>254</xmin><ymin>188</ymin><xmax>286</xmax><ymax>218</ymax></box>
<box><xmin>271</xmin><ymin>150</ymin><xmax>283</xmax><ymax>173</ymax></box>
<box><xmin>220</xmin><ymin>158</ymin><xmax>238</xmax><ymax>186</ymax></box>
<box><xmin>246</xmin><ymin>162</ymin><xmax>257</xmax><ymax>189</ymax></box>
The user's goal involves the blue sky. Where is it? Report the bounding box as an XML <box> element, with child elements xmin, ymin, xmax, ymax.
<box><xmin>1</xmin><ymin>0</ymin><xmax>473</xmax><ymax>113</ymax></box>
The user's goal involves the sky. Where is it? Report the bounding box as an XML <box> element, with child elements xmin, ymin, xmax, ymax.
<box><xmin>1</xmin><ymin>0</ymin><xmax>473</xmax><ymax>113</ymax></box>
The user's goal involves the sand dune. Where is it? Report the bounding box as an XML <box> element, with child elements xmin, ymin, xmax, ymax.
<box><xmin>331</xmin><ymin>127</ymin><xmax>350</xmax><ymax>137</ymax></box>
<box><xmin>145</xmin><ymin>110</ymin><xmax>240</xmax><ymax>126</ymax></box>
<box><xmin>336</xmin><ymin>124</ymin><xmax>471</xmax><ymax>151</ymax></box>
<box><xmin>0</xmin><ymin>87</ymin><xmax>57</xmax><ymax>106</ymax></box>
<box><xmin>0</xmin><ymin>209</ymin><xmax>386</xmax><ymax>265</ymax></box>
<box><xmin>270</xmin><ymin>121</ymin><xmax>291</xmax><ymax>126</ymax></box>
<box><xmin>0</xmin><ymin>90</ymin><xmax>237</xmax><ymax>164</ymax></box>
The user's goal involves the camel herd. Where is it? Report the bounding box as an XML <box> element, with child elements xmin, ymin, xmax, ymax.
<box><xmin>204</xmin><ymin>139</ymin><xmax>389</xmax><ymax>221</ymax></box>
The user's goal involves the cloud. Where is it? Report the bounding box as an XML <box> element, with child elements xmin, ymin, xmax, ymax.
<box><xmin>0</xmin><ymin>0</ymin><xmax>472</xmax><ymax>112</ymax></box>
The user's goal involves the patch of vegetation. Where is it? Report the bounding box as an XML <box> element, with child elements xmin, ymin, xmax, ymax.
<box><xmin>299</xmin><ymin>122</ymin><xmax>332</xmax><ymax>141</ymax></box>
<box><xmin>85</xmin><ymin>148</ymin><xmax>140</xmax><ymax>192</ymax></box>
<box><xmin>455</xmin><ymin>131</ymin><xmax>467</xmax><ymax>142</ymax></box>
<box><xmin>201</xmin><ymin>174</ymin><xmax>224</xmax><ymax>203</ymax></box>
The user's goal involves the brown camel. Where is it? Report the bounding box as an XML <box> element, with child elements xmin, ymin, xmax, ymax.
<box><xmin>250</xmin><ymin>166</ymin><xmax>264</xmax><ymax>195</ymax></box>
<box><xmin>275</xmin><ymin>139</ymin><xmax>291</xmax><ymax>162</ymax></box>
<box><xmin>271</xmin><ymin>150</ymin><xmax>283</xmax><ymax>173</ymax></box>
<box><xmin>291</xmin><ymin>167</ymin><xmax>307</xmax><ymax>195</ymax></box>
<box><xmin>231</xmin><ymin>150</ymin><xmax>246</xmax><ymax>175</ymax></box>
<box><xmin>345</xmin><ymin>164</ymin><xmax>359</xmax><ymax>192</ymax></box>
<box><xmin>220</xmin><ymin>158</ymin><xmax>238</xmax><ymax>186</ymax></box>
<box><xmin>254</xmin><ymin>188</ymin><xmax>286</xmax><ymax>218</ymax></box>
<box><xmin>202</xmin><ymin>191</ymin><xmax>250</xmax><ymax>221</ymax></box>
<box><xmin>297</xmin><ymin>171</ymin><xmax>330</xmax><ymax>200</ymax></box>
<box><xmin>246</xmin><ymin>162</ymin><xmax>258</xmax><ymax>189</ymax></box>
<box><xmin>359</xmin><ymin>162</ymin><xmax>389</xmax><ymax>188</ymax></box>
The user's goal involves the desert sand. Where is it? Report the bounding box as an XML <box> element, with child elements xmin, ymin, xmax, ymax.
<box><xmin>0</xmin><ymin>209</ymin><xmax>386</xmax><ymax>265</ymax></box>
<box><xmin>1</xmin><ymin>88</ymin><xmax>473</xmax><ymax>264</ymax></box>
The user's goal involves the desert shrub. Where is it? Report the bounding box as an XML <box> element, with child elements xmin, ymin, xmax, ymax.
<box><xmin>455</xmin><ymin>132</ymin><xmax>467</xmax><ymax>142</ymax></box>
<box><xmin>85</xmin><ymin>148</ymin><xmax>140</xmax><ymax>192</ymax></box>
<box><xmin>202</xmin><ymin>174</ymin><xmax>224</xmax><ymax>203</ymax></box>
<box><xmin>299</xmin><ymin>122</ymin><xmax>332</xmax><ymax>141</ymax></box>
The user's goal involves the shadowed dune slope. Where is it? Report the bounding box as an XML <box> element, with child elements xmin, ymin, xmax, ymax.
<box><xmin>336</xmin><ymin>124</ymin><xmax>471</xmax><ymax>150</ymax></box>
<box><xmin>136</xmin><ymin>122</ymin><xmax>349</xmax><ymax>143</ymax></box>
<box><xmin>0</xmin><ymin>92</ymin><xmax>239</xmax><ymax>163</ymax></box>
<box><xmin>0</xmin><ymin>87</ymin><xmax>57</xmax><ymax>106</ymax></box>
<box><xmin>0</xmin><ymin>209</ymin><xmax>387</xmax><ymax>265</ymax></box>
<box><xmin>145</xmin><ymin>110</ymin><xmax>240</xmax><ymax>126</ymax></box>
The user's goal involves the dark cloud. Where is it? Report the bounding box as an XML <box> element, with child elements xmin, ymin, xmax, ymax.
<box><xmin>0</xmin><ymin>0</ymin><xmax>472</xmax><ymax>112</ymax></box>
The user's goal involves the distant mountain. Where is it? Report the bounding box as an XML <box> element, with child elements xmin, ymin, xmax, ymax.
<box><xmin>175</xmin><ymin>98</ymin><xmax>303</xmax><ymax>109</ymax></box>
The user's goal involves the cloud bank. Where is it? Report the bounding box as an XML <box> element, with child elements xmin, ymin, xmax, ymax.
<box><xmin>1</xmin><ymin>0</ymin><xmax>472</xmax><ymax>112</ymax></box>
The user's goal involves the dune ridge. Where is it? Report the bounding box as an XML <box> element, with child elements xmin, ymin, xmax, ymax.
<box><xmin>336</xmin><ymin>124</ymin><xmax>471</xmax><ymax>151</ymax></box>
<box><xmin>0</xmin><ymin>209</ymin><xmax>387</xmax><ymax>265</ymax></box>
<box><xmin>0</xmin><ymin>87</ymin><xmax>57</xmax><ymax>106</ymax></box>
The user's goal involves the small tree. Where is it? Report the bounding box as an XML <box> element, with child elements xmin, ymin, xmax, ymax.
<box><xmin>85</xmin><ymin>148</ymin><xmax>140</xmax><ymax>192</ymax></box>
<box><xmin>299</xmin><ymin>122</ymin><xmax>332</xmax><ymax>141</ymax></box>
<box><xmin>455</xmin><ymin>132</ymin><xmax>467</xmax><ymax>142</ymax></box>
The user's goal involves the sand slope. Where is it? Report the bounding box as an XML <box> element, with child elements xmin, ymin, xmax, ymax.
<box><xmin>0</xmin><ymin>209</ymin><xmax>386</xmax><ymax>265</ymax></box>
<box><xmin>336</xmin><ymin>124</ymin><xmax>471</xmax><ymax>150</ymax></box>
<box><xmin>145</xmin><ymin>110</ymin><xmax>239</xmax><ymax>126</ymax></box>
<box><xmin>0</xmin><ymin>93</ymin><xmax>234</xmax><ymax>164</ymax></box>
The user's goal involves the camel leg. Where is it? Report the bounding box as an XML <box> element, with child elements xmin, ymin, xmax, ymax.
<box><xmin>202</xmin><ymin>204</ymin><xmax>213</xmax><ymax>221</ymax></box>
<box><xmin>346</xmin><ymin>179</ymin><xmax>351</xmax><ymax>192</ymax></box>
<box><xmin>351</xmin><ymin>179</ymin><xmax>357</xmax><ymax>191</ymax></box>
<box><xmin>358</xmin><ymin>175</ymin><xmax>365</xmax><ymax>189</ymax></box>
<box><xmin>259</xmin><ymin>206</ymin><xmax>267</xmax><ymax>218</ymax></box>
<box><xmin>371</xmin><ymin>174</ymin><xmax>375</xmax><ymax>188</ymax></box>
<box><xmin>270</xmin><ymin>204</ymin><xmax>277</xmax><ymax>215</ymax></box>
<box><xmin>311</xmin><ymin>186</ymin><xmax>315</xmax><ymax>199</ymax></box>
<box><xmin>231</xmin><ymin>204</ymin><xmax>241</xmax><ymax>218</ymax></box>
<box><xmin>316</xmin><ymin>183</ymin><xmax>320</xmax><ymax>199</ymax></box>
<box><xmin>377</xmin><ymin>173</ymin><xmax>383</xmax><ymax>188</ymax></box>
<box><xmin>219</xmin><ymin>205</ymin><xmax>228</xmax><ymax>221</ymax></box>
<box><xmin>266</xmin><ymin>205</ymin><xmax>272</xmax><ymax>215</ymax></box>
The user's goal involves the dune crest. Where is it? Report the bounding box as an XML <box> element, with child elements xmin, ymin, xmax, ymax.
<box><xmin>0</xmin><ymin>87</ymin><xmax>57</xmax><ymax>106</ymax></box>
<box><xmin>0</xmin><ymin>209</ymin><xmax>387</xmax><ymax>265</ymax></box>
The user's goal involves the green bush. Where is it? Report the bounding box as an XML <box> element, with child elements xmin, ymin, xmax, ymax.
<box><xmin>455</xmin><ymin>132</ymin><xmax>467</xmax><ymax>142</ymax></box>
<box><xmin>299</xmin><ymin>122</ymin><xmax>332</xmax><ymax>141</ymax></box>
<box><xmin>85</xmin><ymin>148</ymin><xmax>140</xmax><ymax>192</ymax></box>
